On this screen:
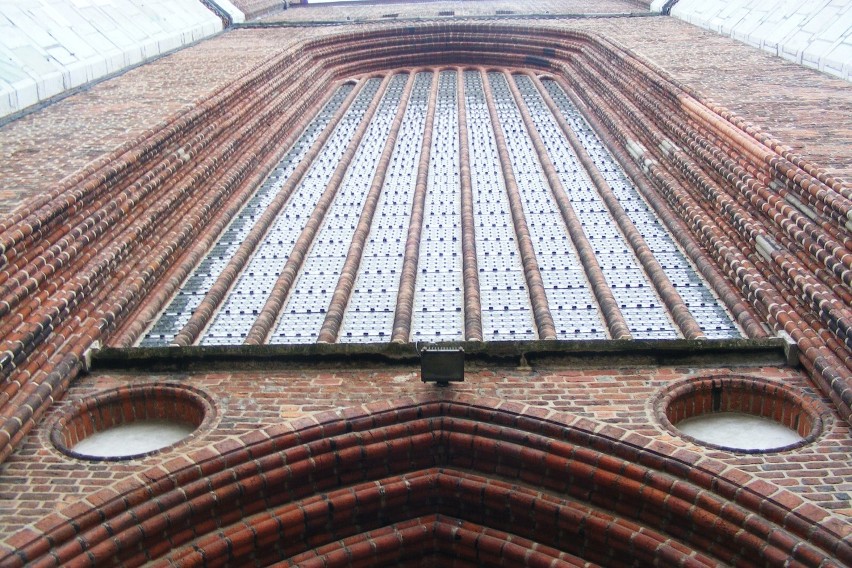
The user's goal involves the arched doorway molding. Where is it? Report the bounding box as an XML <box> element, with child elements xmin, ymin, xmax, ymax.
<box><xmin>4</xmin><ymin>392</ymin><xmax>848</xmax><ymax>566</ymax></box>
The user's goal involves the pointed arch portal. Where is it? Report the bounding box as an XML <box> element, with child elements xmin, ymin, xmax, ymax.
<box><xmin>6</xmin><ymin>396</ymin><xmax>850</xmax><ymax>566</ymax></box>
<box><xmin>1</xmin><ymin>22</ymin><xmax>852</xmax><ymax>567</ymax></box>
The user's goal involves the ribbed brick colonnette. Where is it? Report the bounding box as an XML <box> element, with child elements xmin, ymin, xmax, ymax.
<box><xmin>0</xmin><ymin>39</ymin><xmax>345</xmax><ymax>463</ymax></box>
<box><xmin>0</xmin><ymin>23</ymin><xmax>849</xmax><ymax>473</ymax></box>
<box><xmin>536</xmin><ymin>32</ymin><xmax>852</xmax><ymax>421</ymax></box>
<box><xmin>318</xmin><ymin>73</ymin><xmax>419</xmax><ymax>343</ymax></box>
<box><xmin>170</xmin><ymin>80</ymin><xmax>366</xmax><ymax>347</ymax></box>
<box><xmin>456</xmin><ymin>67</ymin><xmax>484</xmax><ymax>342</ymax></box>
<box><xmin>1</xmin><ymin>398</ymin><xmax>847</xmax><ymax>567</ymax></box>
<box><xmin>392</xmin><ymin>73</ymin><xmax>441</xmax><ymax>343</ymax></box>
<box><xmin>507</xmin><ymin>70</ymin><xmax>631</xmax><ymax>340</ymax></box>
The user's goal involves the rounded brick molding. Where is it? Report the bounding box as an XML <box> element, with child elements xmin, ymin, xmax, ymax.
<box><xmin>50</xmin><ymin>383</ymin><xmax>216</xmax><ymax>461</ymax></box>
<box><xmin>655</xmin><ymin>374</ymin><xmax>828</xmax><ymax>453</ymax></box>
<box><xmin>7</xmin><ymin>394</ymin><xmax>847</xmax><ymax>567</ymax></box>
<box><xmin>0</xmin><ymin>18</ymin><xmax>848</xmax><ymax>566</ymax></box>
<box><xmin>0</xmin><ymin>17</ymin><xmax>849</xmax><ymax>470</ymax></box>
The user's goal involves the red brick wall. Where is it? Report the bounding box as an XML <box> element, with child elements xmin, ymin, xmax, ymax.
<box><xmin>1</xmin><ymin>363</ymin><xmax>849</xmax><ymax>565</ymax></box>
<box><xmin>0</xmin><ymin>12</ymin><xmax>850</xmax><ymax>567</ymax></box>
<box><xmin>1</xmin><ymin>363</ymin><xmax>848</xmax><ymax>539</ymax></box>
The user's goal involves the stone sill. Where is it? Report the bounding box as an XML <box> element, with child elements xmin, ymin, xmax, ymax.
<box><xmin>94</xmin><ymin>337</ymin><xmax>791</xmax><ymax>372</ymax></box>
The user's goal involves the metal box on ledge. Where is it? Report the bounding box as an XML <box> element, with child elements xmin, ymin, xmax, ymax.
<box><xmin>420</xmin><ymin>346</ymin><xmax>465</xmax><ymax>386</ymax></box>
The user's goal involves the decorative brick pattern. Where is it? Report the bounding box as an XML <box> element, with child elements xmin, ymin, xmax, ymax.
<box><xmin>0</xmin><ymin>29</ymin><xmax>311</xmax><ymax>215</ymax></box>
<box><xmin>263</xmin><ymin>0</ymin><xmax>650</xmax><ymax>22</ymax></box>
<box><xmin>0</xmin><ymin>8</ymin><xmax>850</xmax><ymax>566</ymax></box>
<box><xmin>2</xmin><ymin>365</ymin><xmax>849</xmax><ymax>544</ymax></box>
<box><xmin>601</xmin><ymin>17</ymin><xmax>852</xmax><ymax>180</ymax></box>
<box><xmin>0</xmin><ymin>21</ymin><xmax>841</xmax><ymax>443</ymax></box>
<box><xmin>0</xmin><ymin>387</ymin><xmax>848</xmax><ymax>566</ymax></box>
<box><xmin>2</xmin><ymin>19</ymin><xmax>849</xmax><ymax>217</ymax></box>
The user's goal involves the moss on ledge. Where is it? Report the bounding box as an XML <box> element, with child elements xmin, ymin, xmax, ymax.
<box><xmin>94</xmin><ymin>337</ymin><xmax>791</xmax><ymax>373</ymax></box>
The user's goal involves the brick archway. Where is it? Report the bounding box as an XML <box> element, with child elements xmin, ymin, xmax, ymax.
<box><xmin>3</xmin><ymin>395</ymin><xmax>848</xmax><ymax>566</ymax></box>
<box><xmin>1</xmin><ymin>21</ymin><xmax>851</xmax><ymax>566</ymax></box>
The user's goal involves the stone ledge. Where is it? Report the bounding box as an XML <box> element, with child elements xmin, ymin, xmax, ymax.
<box><xmin>94</xmin><ymin>337</ymin><xmax>790</xmax><ymax>371</ymax></box>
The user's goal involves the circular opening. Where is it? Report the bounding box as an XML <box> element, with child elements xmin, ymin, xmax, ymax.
<box><xmin>655</xmin><ymin>375</ymin><xmax>826</xmax><ymax>453</ymax></box>
<box><xmin>72</xmin><ymin>420</ymin><xmax>196</xmax><ymax>457</ymax></box>
<box><xmin>676</xmin><ymin>412</ymin><xmax>803</xmax><ymax>450</ymax></box>
<box><xmin>51</xmin><ymin>384</ymin><xmax>215</xmax><ymax>461</ymax></box>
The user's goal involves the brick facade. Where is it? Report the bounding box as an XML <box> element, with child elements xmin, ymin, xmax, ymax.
<box><xmin>2</xmin><ymin>362</ymin><xmax>850</xmax><ymax>564</ymax></box>
<box><xmin>0</xmin><ymin>3</ymin><xmax>850</xmax><ymax>566</ymax></box>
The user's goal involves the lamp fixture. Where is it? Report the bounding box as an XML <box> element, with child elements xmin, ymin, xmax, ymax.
<box><xmin>420</xmin><ymin>346</ymin><xmax>465</xmax><ymax>386</ymax></box>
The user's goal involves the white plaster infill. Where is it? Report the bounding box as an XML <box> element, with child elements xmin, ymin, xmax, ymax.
<box><xmin>0</xmin><ymin>0</ymin><xmax>225</xmax><ymax>120</ymax></box>
<box><xmin>677</xmin><ymin>412</ymin><xmax>804</xmax><ymax>451</ymax></box>
<box><xmin>72</xmin><ymin>419</ymin><xmax>196</xmax><ymax>458</ymax></box>
<box><xmin>654</xmin><ymin>0</ymin><xmax>852</xmax><ymax>82</ymax></box>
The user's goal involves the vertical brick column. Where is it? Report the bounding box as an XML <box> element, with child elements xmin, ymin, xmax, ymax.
<box><xmin>556</xmin><ymin>67</ymin><xmax>852</xmax><ymax>422</ymax></box>
<box><xmin>392</xmin><ymin>72</ymin><xmax>440</xmax><ymax>343</ymax></box>
<box><xmin>480</xmin><ymin>68</ymin><xmax>556</xmax><ymax>341</ymax></box>
<box><xmin>170</xmin><ymin>80</ymin><xmax>366</xmax><ymax>346</ymax></box>
<box><xmin>108</xmin><ymin>76</ymin><xmax>341</xmax><ymax>347</ymax></box>
<box><xmin>507</xmin><ymin>71</ymin><xmax>632</xmax><ymax>340</ymax></box>
<box><xmin>457</xmin><ymin>67</ymin><xmax>483</xmax><ymax>342</ymax></box>
<box><xmin>542</xmin><ymin>75</ymin><xmax>767</xmax><ymax>339</ymax></box>
<box><xmin>244</xmin><ymin>74</ymin><xmax>394</xmax><ymax>345</ymax></box>
<box><xmin>318</xmin><ymin>72</ymin><xmax>417</xmax><ymax>343</ymax></box>
<box><xmin>577</xmin><ymin>48</ymin><xmax>852</xmax><ymax>344</ymax></box>
<box><xmin>528</xmin><ymin>72</ymin><xmax>704</xmax><ymax>340</ymax></box>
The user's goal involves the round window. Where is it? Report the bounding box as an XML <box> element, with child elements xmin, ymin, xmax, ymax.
<box><xmin>655</xmin><ymin>375</ymin><xmax>825</xmax><ymax>453</ymax></box>
<box><xmin>51</xmin><ymin>384</ymin><xmax>215</xmax><ymax>461</ymax></box>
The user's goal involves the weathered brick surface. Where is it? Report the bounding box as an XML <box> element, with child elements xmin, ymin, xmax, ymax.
<box><xmin>588</xmin><ymin>17</ymin><xmax>852</xmax><ymax>180</ymax></box>
<box><xmin>0</xmin><ymin>363</ymin><xmax>848</xmax><ymax>544</ymax></box>
<box><xmin>1</xmin><ymin>17</ymin><xmax>848</xmax><ymax>217</ymax></box>
<box><xmin>0</xmin><ymin>7</ymin><xmax>850</xmax><ymax>565</ymax></box>
<box><xmin>233</xmin><ymin>0</ymin><xmax>288</xmax><ymax>20</ymax></box>
<box><xmin>263</xmin><ymin>0</ymin><xmax>650</xmax><ymax>21</ymax></box>
<box><xmin>0</xmin><ymin>28</ymin><xmax>310</xmax><ymax>215</ymax></box>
